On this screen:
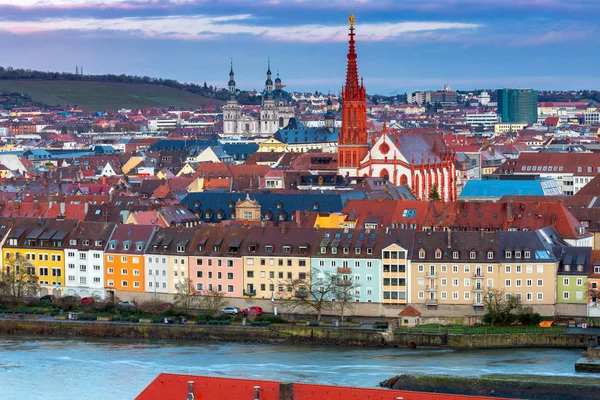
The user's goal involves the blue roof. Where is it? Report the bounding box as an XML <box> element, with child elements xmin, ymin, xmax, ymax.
<box><xmin>222</xmin><ymin>143</ymin><xmax>259</xmax><ymax>155</ymax></box>
<box><xmin>181</xmin><ymin>191</ymin><xmax>366</xmax><ymax>223</ymax></box>
<box><xmin>274</xmin><ymin>118</ymin><xmax>338</xmax><ymax>144</ymax></box>
<box><xmin>148</xmin><ymin>139</ymin><xmax>220</xmax><ymax>152</ymax></box>
<box><xmin>459</xmin><ymin>180</ymin><xmax>545</xmax><ymax>198</ymax></box>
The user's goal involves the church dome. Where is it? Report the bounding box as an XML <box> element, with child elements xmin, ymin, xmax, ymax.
<box><xmin>228</xmin><ymin>79</ymin><xmax>236</xmax><ymax>86</ymax></box>
<box><xmin>275</xmin><ymin>76</ymin><xmax>281</xmax><ymax>84</ymax></box>
<box><xmin>265</xmin><ymin>78</ymin><xmax>273</xmax><ymax>86</ymax></box>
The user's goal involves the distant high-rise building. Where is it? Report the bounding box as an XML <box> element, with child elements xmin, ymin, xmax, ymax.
<box><xmin>496</xmin><ymin>89</ymin><xmax>538</xmax><ymax>124</ymax></box>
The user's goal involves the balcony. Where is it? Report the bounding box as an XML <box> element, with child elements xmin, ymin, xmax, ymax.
<box><xmin>472</xmin><ymin>272</ymin><xmax>484</xmax><ymax>279</ymax></box>
<box><xmin>337</xmin><ymin>267</ymin><xmax>352</xmax><ymax>274</ymax></box>
<box><xmin>243</xmin><ymin>289</ymin><xmax>256</xmax><ymax>297</ymax></box>
<box><xmin>472</xmin><ymin>286</ymin><xmax>485</xmax><ymax>292</ymax></box>
<box><xmin>295</xmin><ymin>291</ymin><xmax>309</xmax><ymax>299</ymax></box>
<box><xmin>426</xmin><ymin>285</ymin><xmax>438</xmax><ymax>292</ymax></box>
<box><xmin>473</xmin><ymin>302</ymin><xmax>485</xmax><ymax>307</ymax></box>
<box><xmin>425</xmin><ymin>272</ymin><xmax>438</xmax><ymax>279</ymax></box>
<box><xmin>425</xmin><ymin>299</ymin><xmax>438</xmax><ymax>306</ymax></box>
<box><xmin>337</xmin><ymin>279</ymin><xmax>352</xmax><ymax>286</ymax></box>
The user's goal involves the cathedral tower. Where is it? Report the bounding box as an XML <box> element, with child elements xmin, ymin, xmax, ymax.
<box><xmin>261</xmin><ymin>59</ymin><xmax>278</xmax><ymax>134</ymax></box>
<box><xmin>223</xmin><ymin>60</ymin><xmax>242</xmax><ymax>136</ymax></box>
<box><xmin>338</xmin><ymin>14</ymin><xmax>368</xmax><ymax>177</ymax></box>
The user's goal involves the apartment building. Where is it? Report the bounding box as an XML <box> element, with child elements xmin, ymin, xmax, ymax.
<box><xmin>64</xmin><ymin>221</ymin><xmax>117</xmax><ymax>299</ymax></box>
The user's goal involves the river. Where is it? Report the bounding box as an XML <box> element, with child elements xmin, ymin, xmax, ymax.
<box><xmin>0</xmin><ymin>335</ymin><xmax>589</xmax><ymax>399</ymax></box>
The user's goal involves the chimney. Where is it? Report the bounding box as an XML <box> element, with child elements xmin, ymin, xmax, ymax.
<box><xmin>186</xmin><ymin>381</ymin><xmax>195</xmax><ymax>400</ymax></box>
<box><xmin>506</xmin><ymin>201</ymin><xmax>514</xmax><ymax>221</ymax></box>
<box><xmin>60</xmin><ymin>202</ymin><xmax>66</xmax><ymax>214</ymax></box>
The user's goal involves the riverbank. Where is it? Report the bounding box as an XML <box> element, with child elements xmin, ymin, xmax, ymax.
<box><xmin>0</xmin><ymin>319</ymin><xmax>596</xmax><ymax>349</ymax></box>
<box><xmin>381</xmin><ymin>374</ymin><xmax>600</xmax><ymax>399</ymax></box>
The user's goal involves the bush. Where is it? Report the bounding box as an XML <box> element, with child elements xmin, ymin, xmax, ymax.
<box><xmin>264</xmin><ymin>316</ymin><xmax>286</xmax><ymax>324</ymax></box>
<box><xmin>138</xmin><ymin>299</ymin><xmax>165</xmax><ymax>315</ymax></box>
<box><xmin>518</xmin><ymin>307</ymin><xmax>543</xmax><ymax>326</ymax></box>
<box><xmin>56</xmin><ymin>296</ymin><xmax>80</xmax><ymax>311</ymax></box>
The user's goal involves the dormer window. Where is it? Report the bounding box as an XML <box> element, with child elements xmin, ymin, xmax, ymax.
<box><xmin>177</xmin><ymin>245</ymin><xmax>185</xmax><ymax>253</ymax></box>
<box><xmin>366</xmin><ymin>247</ymin><xmax>373</xmax><ymax>255</ymax></box>
<box><xmin>355</xmin><ymin>248</ymin><xmax>361</xmax><ymax>255</ymax></box>
<box><xmin>435</xmin><ymin>249</ymin><xmax>442</xmax><ymax>259</ymax></box>
<box><xmin>213</xmin><ymin>244</ymin><xmax>221</xmax><ymax>252</ymax></box>
<box><xmin>198</xmin><ymin>245</ymin><xmax>205</xmax><ymax>252</ymax></box>
<box><xmin>419</xmin><ymin>250</ymin><xmax>425</xmax><ymax>259</ymax></box>
<box><xmin>95</xmin><ymin>240</ymin><xmax>102</xmax><ymax>247</ymax></box>
<box><xmin>248</xmin><ymin>244</ymin><xmax>257</xmax><ymax>253</ymax></box>
<box><xmin>505</xmin><ymin>251</ymin><xmax>512</xmax><ymax>259</ymax></box>
<box><xmin>163</xmin><ymin>245</ymin><xmax>168</xmax><ymax>251</ymax></box>
<box><xmin>470</xmin><ymin>251</ymin><xmax>476</xmax><ymax>259</ymax></box>
<box><xmin>343</xmin><ymin>247</ymin><xmax>349</xmax><ymax>254</ymax></box>
<box><xmin>564</xmin><ymin>264</ymin><xmax>571</xmax><ymax>272</ymax></box>
<box><xmin>137</xmin><ymin>243</ymin><xmax>143</xmax><ymax>251</ymax></box>
<box><xmin>265</xmin><ymin>245</ymin><xmax>273</xmax><ymax>253</ymax></box>
<box><xmin>515</xmin><ymin>251</ymin><xmax>521</xmax><ymax>259</ymax></box>
<box><xmin>452</xmin><ymin>251</ymin><xmax>459</xmax><ymax>259</ymax></box>
<box><xmin>577</xmin><ymin>264</ymin><xmax>584</xmax><ymax>272</ymax></box>
<box><xmin>282</xmin><ymin>245</ymin><xmax>291</xmax><ymax>253</ymax></box>
<box><xmin>123</xmin><ymin>242</ymin><xmax>130</xmax><ymax>250</ymax></box>
<box><xmin>110</xmin><ymin>242</ymin><xmax>116</xmax><ymax>249</ymax></box>
<box><xmin>299</xmin><ymin>245</ymin><xmax>308</xmax><ymax>254</ymax></box>
<box><xmin>70</xmin><ymin>239</ymin><xmax>77</xmax><ymax>246</ymax></box>
<box><xmin>524</xmin><ymin>251</ymin><xmax>531</xmax><ymax>259</ymax></box>
<box><xmin>487</xmin><ymin>251</ymin><xmax>494</xmax><ymax>259</ymax></box>
<box><xmin>332</xmin><ymin>247</ymin><xmax>337</xmax><ymax>254</ymax></box>
<box><xmin>320</xmin><ymin>246</ymin><xmax>327</xmax><ymax>254</ymax></box>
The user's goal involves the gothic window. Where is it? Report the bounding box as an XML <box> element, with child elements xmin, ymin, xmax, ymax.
<box><xmin>279</xmin><ymin>117</ymin><xmax>284</xmax><ymax>127</ymax></box>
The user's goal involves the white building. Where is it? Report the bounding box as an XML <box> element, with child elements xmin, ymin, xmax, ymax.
<box><xmin>223</xmin><ymin>62</ymin><xmax>295</xmax><ymax>136</ymax></box>
<box><xmin>479</xmin><ymin>91</ymin><xmax>491</xmax><ymax>106</ymax></box>
<box><xmin>64</xmin><ymin>222</ymin><xmax>117</xmax><ymax>299</ymax></box>
<box><xmin>465</xmin><ymin>112</ymin><xmax>498</xmax><ymax>129</ymax></box>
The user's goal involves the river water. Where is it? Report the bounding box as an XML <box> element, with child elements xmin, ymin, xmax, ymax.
<box><xmin>0</xmin><ymin>335</ymin><xmax>588</xmax><ymax>399</ymax></box>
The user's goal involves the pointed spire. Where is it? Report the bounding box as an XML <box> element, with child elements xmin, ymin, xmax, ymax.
<box><xmin>230</xmin><ymin>58</ymin><xmax>233</xmax><ymax>75</ymax></box>
<box><xmin>344</xmin><ymin>14</ymin><xmax>360</xmax><ymax>99</ymax></box>
<box><xmin>267</xmin><ymin>57</ymin><xmax>271</xmax><ymax>75</ymax></box>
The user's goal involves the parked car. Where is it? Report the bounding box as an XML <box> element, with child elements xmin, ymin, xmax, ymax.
<box><xmin>241</xmin><ymin>306</ymin><xmax>263</xmax><ymax>316</ymax></box>
<box><xmin>119</xmin><ymin>301</ymin><xmax>136</xmax><ymax>308</ymax></box>
<box><xmin>80</xmin><ymin>297</ymin><xmax>95</xmax><ymax>304</ymax></box>
<box><xmin>39</xmin><ymin>295</ymin><xmax>55</xmax><ymax>302</ymax></box>
<box><xmin>220</xmin><ymin>307</ymin><xmax>241</xmax><ymax>315</ymax></box>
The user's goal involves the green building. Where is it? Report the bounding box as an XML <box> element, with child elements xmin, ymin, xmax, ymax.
<box><xmin>496</xmin><ymin>89</ymin><xmax>538</xmax><ymax>124</ymax></box>
<box><xmin>556</xmin><ymin>247</ymin><xmax>590</xmax><ymax>304</ymax></box>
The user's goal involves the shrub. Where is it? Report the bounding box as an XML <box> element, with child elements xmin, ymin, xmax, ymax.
<box><xmin>56</xmin><ymin>296</ymin><xmax>80</xmax><ymax>311</ymax></box>
<box><xmin>518</xmin><ymin>307</ymin><xmax>543</xmax><ymax>326</ymax></box>
<box><xmin>138</xmin><ymin>299</ymin><xmax>165</xmax><ymax>315</ymax></box>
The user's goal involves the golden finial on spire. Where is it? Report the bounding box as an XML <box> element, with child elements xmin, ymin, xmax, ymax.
<box><xmin>349</xmin><ymin>14</ymin><xmax>355</xmax><ymax>27</ymax></box>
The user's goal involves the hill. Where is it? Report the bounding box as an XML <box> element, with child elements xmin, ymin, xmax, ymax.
<box><xmin>0</xmin><ymin>80</ymin><xmax>224</xmax><ymax>111</ymax></box>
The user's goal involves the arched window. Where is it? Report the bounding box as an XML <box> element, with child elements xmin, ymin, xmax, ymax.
<box><xmin>279</xmin><ymin>117</ymin><xmax>284</xmax><ymax>127</ymax></box>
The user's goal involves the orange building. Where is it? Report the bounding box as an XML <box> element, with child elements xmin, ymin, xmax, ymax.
<box><xmin>104</xmin><ymin>224</ymin><xmax>155</xmax><ymax>298</ymax></box>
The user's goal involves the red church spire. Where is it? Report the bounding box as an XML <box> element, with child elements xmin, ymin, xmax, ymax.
<box><xmin>338</xmin><ymin>14</ymin><xmax>368</xmax><ymax>175</ymax></box>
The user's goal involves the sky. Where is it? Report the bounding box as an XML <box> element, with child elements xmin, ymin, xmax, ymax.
<box><xmin>0</xmin><ymin>0</ymin><xmax>599</xmax><ymax>94</ymax></box>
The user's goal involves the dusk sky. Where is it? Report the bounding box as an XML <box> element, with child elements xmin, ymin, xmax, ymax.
<box><xmin>1</xmin><ymin>0</ymin><xmax>599</xmax><ymax>94</ymax></box>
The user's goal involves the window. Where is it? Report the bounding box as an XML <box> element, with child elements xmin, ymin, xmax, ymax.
<box><xmin>464</xmin><ymin>292</ymin><xmax>470</xmax><ymax>300</ymax></box>
<box><xmin>526</xmin><ymin>265</ymin><xmax>533</xmax><ymax>273</ymax></box>
<box><xmin>122</xmin><ymin>281</ymin><xmax>128</xmax><ymax>287</ymax></box>
<box><xmin>227</xmin><ymin>285</ymin><xmax>234</xmax><ymax>293</ymax></box>
<box><xmin>524</xmin><ymin>251</ymin><xmax>531</xmax><ymax>259</ymax></box>
<box><xmin>93</xmin><ymin>277</ymin><xmax>100</xmax><ymax>283</ymax></box>
<box><xmin>452</xmin><ymin>265</ymin><xmax>458</xmax><ymax>273</ymax></box>
<box><xmin>367</xmin><ymin>262</ymin><xmax>372</xmax><ymax>269</ymax></box>
<box><xmin>197</xmin><ymin>283</ymin><xmax>203</xmax><ymax>291</ymax></box>
<box><xmin>505</xmin><ymin>265</ymin><xmax>511</xmax><ymax>273</ymax></box>
<box><xmin>464</xmin><ymin>279</ymin><xmax>470</xmax><ymax>287</ymax></box>
<box><xmin>133</xmin><ymin>257</ymin><xmax>139</xmax><ymax>264</ymax></box>
<box><xmin>470</xmin><ymin>251</ymin><xmax>476</xmax><ymax>259</ymax></box>
<box><xmin>418</xmin><ymin>291</ymin><xmax>424</xmax><ymax>299</ymax></box>
<box><xmin>441</xmin><ymin>291</ymin><xmax>447</xmax><ymax>299</ymax></box>
<box><xmin>464</xmin><ymin>265</ymin><xmax>470</xmax><ymax>273</ymax></box>
<box><xmin>107</xmin><ymin>280</ymin><xmax>114</xmax><ymax>286</ymax></box>
<box><xmin>487</xmin><ymin>251</ymin><xmax>494</xmax><ymax>259</ymax></box>
<box><xmin>79</xmin><ymin>277</ymin><xmax>86</xmax><ymax>285</ymax></box>
<box><xmin>418</xmin><ymin>265</ymin><xmax>424</xmax><ymax>272</ymax></box>
<box><xmin>563</xmin><ymin>291</ymin><xmax>569</xmax><ymax>300</ymax></box>
<box><xmin>79</xmin><ymin>265</ymin><xmax>87</xmax><ymax>272</ymax></box>
<box><xmin>108</xmin><ymin>268</ymin><xmax>114</xmax><ymax>274</ymax></box>
<box><xmin>419</xmin><ymin>250</ymin><xmax>425</xmax><ymax>259</ymax></box>
<box><xmin>134</xmin><ymin>270</ymin><xmax>140</xmax><ymax>276</ymax></box>
<box><xmin>452</xmin><ymin>278</ymin><xmax>458</xmax><ymax>287</ymax></box>
<box><xmin>452</xmin><ymin>292</ymin><xmax>459</xmax><ymax>300</ymax></box>
<box><xmin>563</xmin><ymin>278</ymin><xmax>569</xmax><ymax>286</ymax></box>
<box><xmin>505</xmin><ymin>279</ymin><xmax>511</xmax><ymax>287</ymax></box>
<box><xmin>441</xmin><ymin>265</ymin><xmax>447</xmax><ymax>273</ymax></box>
<box><xmin>487</xmin><ymin>265</ymin><xmax>493</xmax><ymax>273</ymax></box>
<box><xmin>247</xmin><ymin>271</ymin><xmax>254</xmax><ymax>278</ymax></box>
<box><xmin>577</xmin><ymin>278</ymin><xmax>583</xmax><ymax>286</ymax></box>
<box><xmin>576</xmin><ymin>292</ymin><xmax>583</xmax><ymax>300</ymax></box>
<box><xmin>121</xmin><ymin>256</ymin><xmax>127</xmax><ymax>263</ymax></box>
<box><xmin>418</xmin><ymin>278</ymin><xmax>424</xmax><ymax>286</ymax></box>
<box><xmin>536</xmin><ymin>279</ymin><xmax>542</xmax><ymax>287</ymax></box>
<box><xmin>121</xmin><ymin>268</ymin><xmax>128</xmax><ymax>275</ymax></box>
<box><xmin>441</xmin><ymin>278</ymin><xmax>447</xmax><ymax>286</ymax></box>
<box><xmin>452</xmin><ymin>251</ymin><xmax>459</xmax><ymax>259</ymax></box>
<box><xmin>505</xmin><ymin>251</ymin><xmax>512</xmax><ymax>259</ymax></box>
<box><xmin>537</xmin><ymin>293</ymin><xmax>543</xmax><ymax>301</ymax></box>
<box><xmin>39</xmin><ymin>267</ymin><xmax>49</xmax><ymax>276</ymax></box>
<box><xmin>435</xmin><ymin>249</ymin><xmax>442</xmax><ymax>259</ymax></box>
<box><xmin>516</xmin><ymin>279</ymin><xmax>522</xmax><ymax>287</ymax></box>
<box><xmin>515</xmin><ymin>251</ymin><xmax>521</xmax><ymax>259</ymax></box>
<box><xmin>134</xmin><ymin>282</ymin><xmax>140</xmax><ymax>288</ymax></box>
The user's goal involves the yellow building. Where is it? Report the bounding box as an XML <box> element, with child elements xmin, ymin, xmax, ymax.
<box><xmin>314</xmin><ymin>213</ymin><xmax>351</xmax><ymax>229</ymax></box>
<box><xmin>258</xmin><ymin>137</ymin><xmax>287</xmax><ymax>153</ymax></box>
<box><xmin>120</xmin><ymin>156</ymin><xmax>144</xmax><ymax>175</ymax></box>
<box><xmin>3</xmin><ymin>218</ymin><xmax>78</xmax><ymax>296</ymax></box>
<box><xmin>494</xmin><ymin>123</ymin><xmax>528</xmax><ymax>133</ymax></box>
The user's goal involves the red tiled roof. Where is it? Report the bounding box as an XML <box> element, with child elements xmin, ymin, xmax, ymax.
<box><xmin>399</xmin><ymin>305</ymin><xmax>421</xmax><ymax>317</ymax></box>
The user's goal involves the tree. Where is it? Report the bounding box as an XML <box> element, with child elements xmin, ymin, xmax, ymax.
<box><xmin>483</xmin><ymin>288</ymin><xmax>521</xmax><ymax>326</ymax></box>
<box><xmin>280</xmin><ymin>268</ymin><xmax>357</xmax><ymax>322</ymax></box>
<box><xmin>429</xmin><ymin>184</ymin><xmax>441</xmax><ymax>202</ymax></box>
<box><xmin>334</xmin><ymin>276</ymin><xmax>360</xmax><ymax>323</ymax></box>
<box><xmin>173</xmin><ymin>278</ymin><xmax>199</xmax><ymax>316</ymax></box>
<box><xmin>198</xmin><ymin>289</ymin><xmax>227</xmax><ymax>317</ymax></box>
<box><xmin>0</xmin><ymin>256</ymin><xmax>39</xmax><ymax>305</ymax></box>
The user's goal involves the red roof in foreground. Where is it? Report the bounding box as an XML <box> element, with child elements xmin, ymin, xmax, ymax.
<box><xmin>136</xmin><ymin>374</ymin><xmax>513</xmax><ymax>400</ymax></box>
<box><xmin>399</xmin><ymin>305</ymin><xmax>422</xmax><ymax>317</ymax></box>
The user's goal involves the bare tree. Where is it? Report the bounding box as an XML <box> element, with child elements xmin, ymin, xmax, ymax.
<box><xmin>198</xmin><ymin>289</ymin><xmax>227</xmax><ymax>317</ymax></box>
<box><xmin>280</xmin><ymin>268</ymin><xmax>357</xmax><ymax>322</ymax></box>
<box><xmin>483</xmin><ymin>288</ymin><xmax>521</xmax><ymax>326</ymax></box>
<box><xmin>0</xmin><ymin>257</ymin><xmax>39</xmax><ymax>305</ymax></box>
<box><xmin>173</xmin><ymin>278</ymin><xmax>199</xmax><ymax>316</ymax></box>
<box><xmin>334</xmin><ymin>276</ymin><xmax>360</xmax><ymax>323</ymax></box>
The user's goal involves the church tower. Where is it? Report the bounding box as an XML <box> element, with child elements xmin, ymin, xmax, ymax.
<box><xmin>261</xmin><ymin>59</ymin><xmax>278</xmax><ymax>134</ymax></box>
<box><xmin>338</xmin><ymin>14</ymin><xmax>368</xmax><ymax>177</ymax></box>
<box><xmin>223</xmin><ymin>61</ymin><xmax>242</xmax><ymax>136</ymax></box>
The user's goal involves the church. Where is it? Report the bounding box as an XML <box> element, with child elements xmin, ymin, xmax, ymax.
<box><xmin>338</xmin><ymin>15</ymin><xmax>457</xmax><ymax>201</ymax></box>
<box><xmin>222</xmin><ymin>62</ymin><xmax>295</xmax><ymax>136</ymax></box>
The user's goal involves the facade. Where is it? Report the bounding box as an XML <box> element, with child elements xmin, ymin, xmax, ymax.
<box><xmin>189</xmin><ymin>227</ymin><xmax>246</xmax><ymax>297</ymax></box>
<box><xmin>556</xmin><ymin>247</ymin><xmax>590</xmax><ymax>306</ymax></box>
<box><xmin>223</xmin><ymin>62</ymin><xmax>294</xmax><ymax>136</ymax></box>
<box><xmin>496</xmin><ymin>89</ymin><xmax>538</xmax><ymax>124</ymax></box>
<box><xmin>465</xmin><ymin>112</ymin><xmax>498</xmax><ymax>129</ymax></box>
<box><xmin>3</xmin><ymin>218</ymin><xmax>78</xmax><ymax>297</ymax></box>
<box><xmin>64</xmin><ymin>222</ymin><xmax>117</xmax><ymax>299</ymax></box>
<box><xmin>104</xmin><ymin>224</ymin><xmax>155</xmax><ymax>298</ymax></box>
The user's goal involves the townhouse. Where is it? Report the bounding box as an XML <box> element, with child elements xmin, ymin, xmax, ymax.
<box><xmin>311</xmin><ymin>229</ymin><xmax>383</xmax><ymax>303</ymax></box>
<box><xmin>189</xmin><ymin>227</ymin><xmax>247</xmax><ymax>297</ymax></box>
<box><xmin>589</xmin><ymin>251</ymin><xmax>600</xmax><ymax>317</ymax></box>
<box><xmin>104</xmin><ymin>224</ymin><xmax>155</xmax><ymax>300</ymax></box>
<box><xmin>2</xmin><ymin>218</ymin><xmax>78</xmax><ymax>296</ymax></box>
<box><xmin>64</xmin><ymin>221</ymin><xmax>117</xmax><ymax>299</ymax></box>
<box><xmin>145</xmin><ymin>227</ymin><xmax>196</xmax><ymax>295</ymax></box>
<box><xmin>242</xmin><ymin>227</ymin><xmax>313</xmax><ymax>300</ymax></box>
<box><xmin>556</xmin><ymin>246</ymin><xmax>591</xmax><ymax>315</ymax></box>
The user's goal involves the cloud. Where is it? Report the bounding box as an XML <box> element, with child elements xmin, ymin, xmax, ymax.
<box><xmin>0</xmin><ymin>14</ymin><xmax>479</xmax><ymax>42</ymax></box>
